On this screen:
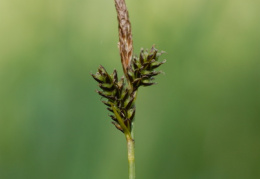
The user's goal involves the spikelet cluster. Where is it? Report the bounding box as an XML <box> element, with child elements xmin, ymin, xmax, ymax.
<box><xmin>127</xmin><ymin>46</ymin><xmax>166</xmax><ymax>91</ymax></box>
<box><xmin>91</xmin><ymin>46</ymin><xmax>165</xmax><ymax>133</ymax></box>
<box><xmin>91</xmin><ymin>66</ymin><xmax>136</xmax><ymax>132</ymax></box>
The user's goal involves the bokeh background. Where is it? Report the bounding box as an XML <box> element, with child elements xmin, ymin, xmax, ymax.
<box><xmin>0</xmin><ymin>0</ymin><xmax>259</xmax><ymax>178</ymax></box>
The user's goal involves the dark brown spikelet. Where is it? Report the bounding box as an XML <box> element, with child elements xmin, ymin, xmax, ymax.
<box><xmin>91</xmin><ymin>66</ymin><xmax>136</xmax><ymax>133</ymax></box>
<box><xmin>127</xmin><ymin>46</ymin><xmax>166</xmax><ymax>91</ymax></box>
<box><xmin>114</xmin><ymin>0</ymin><xmax>133</xmax><ymax>77</ymax></box>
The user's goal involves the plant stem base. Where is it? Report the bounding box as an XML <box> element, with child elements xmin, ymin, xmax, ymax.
<box><xmin>126</xmin><ymin>134</ymin><xmax>135</xmax><ymax>179</ymax></box>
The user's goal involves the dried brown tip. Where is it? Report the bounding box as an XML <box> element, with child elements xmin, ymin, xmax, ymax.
<box><xmin>114</xmin><ymin>0</ymin><xmax>133</xmax><ymax>76</ymax></box>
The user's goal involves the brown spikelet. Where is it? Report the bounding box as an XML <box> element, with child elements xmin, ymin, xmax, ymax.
<box><xmin>114</xmin><ymin>0</ymin><xmax>133</xmax><ymax>77</ymax></box>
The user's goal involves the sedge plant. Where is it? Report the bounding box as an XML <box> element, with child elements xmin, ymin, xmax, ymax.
<box><xmin>91</xmin><ymin>0</ymin><xmax>166</xmax><ymax>178</ymax></box>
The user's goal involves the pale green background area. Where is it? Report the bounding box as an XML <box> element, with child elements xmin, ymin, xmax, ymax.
<box><xmin>0</xmin><ymin>0</ymin><xmax>260</xmax><ymax>178</ymax></box>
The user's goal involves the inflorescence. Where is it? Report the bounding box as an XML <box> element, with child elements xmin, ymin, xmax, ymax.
<box><xmin>91</xmin><ymin>46</ymin><xmax>166</xmax><ymax>133</ymax></box>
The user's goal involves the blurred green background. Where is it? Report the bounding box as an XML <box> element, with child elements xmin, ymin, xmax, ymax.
<box><xmin>0</xmin><ymin>0</ymin><xmax>259</xmax><ymax>178</ymax></box>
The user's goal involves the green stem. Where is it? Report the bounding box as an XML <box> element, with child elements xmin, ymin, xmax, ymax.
<box><xmin>127</xmin><ymin>72</ymin><xmax>136</xmax><ymax>179</ymax></box>
<box><xmin>126</xmin><ymin>134</ymin><xmax>135</xmax><ymax>179</ymax></box>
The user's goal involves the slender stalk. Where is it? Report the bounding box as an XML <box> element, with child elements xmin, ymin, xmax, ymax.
<box><xmin>126</xmin><ymin>134</ymin><xmax>135</xmax><ymax>179</ymax></box>
<box><xmin>126</xmin><ymin>73</ymin><xmax>137</xmax><ymax>179</ymax></box>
